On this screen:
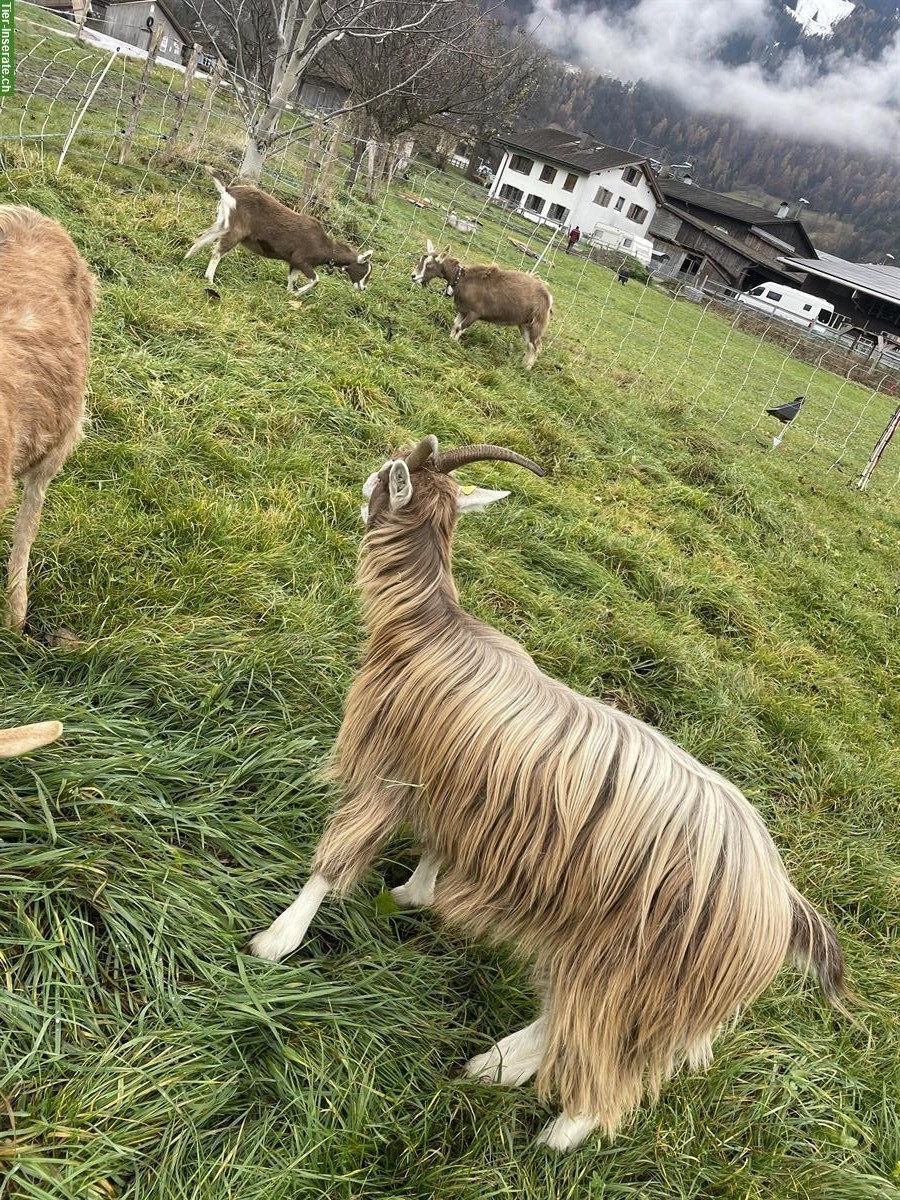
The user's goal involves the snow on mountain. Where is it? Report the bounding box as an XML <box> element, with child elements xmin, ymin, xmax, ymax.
<box><xmin>786</xmin><ymin>0</ymin><xmax>856</xmax><ymax>37</ymax></box>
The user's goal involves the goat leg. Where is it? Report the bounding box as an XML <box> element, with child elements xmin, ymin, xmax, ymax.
<box><xmin>5</xmin><ymin>456</ymin><xmax>62</xmax><ymax>630</ymax></box>
<box><xmin>248</xmin><ymin>785</ymin><xmax>405</xmax><ymax>961</ymax></box>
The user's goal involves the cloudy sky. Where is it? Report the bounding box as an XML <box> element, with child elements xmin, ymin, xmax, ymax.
<box><xmin>525</xmin><ymin>0</ymin><xmax>900</xmax><ymax>155</ymax></box>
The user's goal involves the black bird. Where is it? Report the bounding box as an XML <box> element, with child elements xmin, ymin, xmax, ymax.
<box><xmin>766</xmin><ymin>395</ymin><xmax>805</xmax><ymax>424</ymax></box>
<box><xmin>766</xmin><ymin>395</ymin><xmax>805</xmax><ymax>446</ymax></box>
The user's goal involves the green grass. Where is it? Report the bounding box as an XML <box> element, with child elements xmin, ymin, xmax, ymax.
<box><xmin>2</xmin><ymin>24</ymin><xmax>900</xmax><ymax>1200</ymax></box>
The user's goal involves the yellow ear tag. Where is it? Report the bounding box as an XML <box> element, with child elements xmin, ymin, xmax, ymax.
<box><xmin>459</xmin><ymin>485</ymin><xmax>477</xmax><ymax>495</ymax></box>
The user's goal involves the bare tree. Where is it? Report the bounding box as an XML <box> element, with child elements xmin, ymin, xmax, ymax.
<box><xmin>184</xmin><ymin>0</ymin><xmax>481</xmax><ymax>181</ymax></box>
<box><xmin>327</xmin><ymin>9</ymin><xmax>541</xmax><ymax>196</ymax></box>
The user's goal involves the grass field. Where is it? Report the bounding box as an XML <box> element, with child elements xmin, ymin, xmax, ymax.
<box><xmin>2</xmin><ymin>19</ymin><xmax>900</xmax><ymax>1200</ymax></box>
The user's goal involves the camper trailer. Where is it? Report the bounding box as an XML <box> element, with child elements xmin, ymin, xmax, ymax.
<box><xmin>737</xmin><ymin>282</ymin><xmax>840</xmax><ymax>330</ymax></box>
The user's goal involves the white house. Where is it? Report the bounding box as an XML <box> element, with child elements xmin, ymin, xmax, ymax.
<box><xmin>488</xmin><ymin>127</ymin><xmax>663</xmax><ymax>265</ymax></box>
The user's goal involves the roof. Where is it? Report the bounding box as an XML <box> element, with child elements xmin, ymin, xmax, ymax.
<box><xmin>658</xmin><ymin>177</ymin><xmax>782</xmax><ymax>224</ymax></box>
<box><xmin>778</xmin><ymin>252</ymin><xmax>900</xmax><ymax>306</ymax></box>
<box><xmin>498</xmin><ymin>127</ymin><xmax>664</xmax><ymax>203</ymax></box>
<box><xmin>658</xmin><ymin>207</ymin><xmax>805</xmax><ymax>281</ymax></box>
<box><xmin>498</xmin><ymin>128</ymin><xmax>637</xmax><ymax>172</ymax></box>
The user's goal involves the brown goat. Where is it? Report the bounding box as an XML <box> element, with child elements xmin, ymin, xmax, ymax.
<box><xmin>412</xmin><ymin>240</ymin><xmax>552</xmax><ymax>369</ymax></box>
<box><xmin>0</xmin><ymin>206</ymin><xmax>97</xmax><ymax>630</ymax></box>
<box><xmin>185</xmin><ymin>171</ymin><xmax>374</xmax><ymax>296</ymax></box>
<box><xmin>249</xmin><ymin>435</ymin><xmax>850</xmax><ymax>1152</ymax></box>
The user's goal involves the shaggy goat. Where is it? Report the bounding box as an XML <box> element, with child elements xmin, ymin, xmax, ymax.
<box><xmin>0</xmin><ymin>206</ymin><xmax>97</xmax><ymax>630</ymax></box>
<box><xmin>250</xmin><ymin>435</ymin><xmax>849</xmax><ymax>1151</ymax></box>
<box><xmin>412</xmin><ymin>240</ymin><xmax>552</xmax><ymax>369</ymax></box>
<box><xmin>0</xmin><ymin>720</ymin><xmax>62</xmax><ymax>758</ymax></box>
<box><xmin>185</xmin><ymin>171</ymin><xmax>374</xmax><ymax>295</ymax></box>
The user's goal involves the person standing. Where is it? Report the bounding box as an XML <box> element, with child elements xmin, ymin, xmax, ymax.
<box><xmin>566</xmin><ymin>225</ymin><xmax>581</xmax><ymax>253</ymax></box>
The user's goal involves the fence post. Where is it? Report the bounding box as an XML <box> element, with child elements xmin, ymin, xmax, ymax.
<box><xmin>301</xmin><ymin>116</ymin><xmax>323</xmax><ymax>199</ymax></box>
<box><xmin>117</xmin><ymin>25</ymin><xmax>163</xmax><ymax>166</ymax></box>
<box><xmin>56</xmin><ymin>48</ymin><xmax>118</xmax><ymax>175</ymax></box>
<box><xmin>160</xmin><ymin>42</ymin><xmax>200</xmax><ymax>163</ymax></box>
<box><xmin>856</xmin><ymin>405</ymin><xmax>900</xmax><ymax>490</ymax></box>
<box><xmin>185</xmin><ymin>57</ymin><xmax>225</xmax><ymax>161</ymax></box>
<box><xmin>316</xmin><ymin>107</ymin><xmax>348</xmax><ymax>204</ymax></box>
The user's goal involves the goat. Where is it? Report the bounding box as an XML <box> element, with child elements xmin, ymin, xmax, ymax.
<box><xmin>249</xmin><ymin>435</ymin><xmax>850</xmax><ymax>1152</ymax></box>
<box><xmin>0</xmin><ymin>206</ymin><xmax>97</xmax><ymax>631</ymax></box>
<box><xmin>412</xmin><ymin>240</ymin><xmax>552</xmax><ymax>370</ymax></box>
<box><xmin>185</xmin><ymin>171</ymin><xmax>374</xmax><ymax>296</ymax></box>
<box><xmin>0</xmin><ymin>720</ymin><xmax>62</xmax><ymax>758</ymax></box>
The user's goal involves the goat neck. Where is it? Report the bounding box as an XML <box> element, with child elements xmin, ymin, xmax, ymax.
<box><xmin>357</xmin><ymin>473</ymin><xmax>461</xmax><ymax>649</ymax></box>
<box><xmin>438</xmin><ymin>256</ymin><xmax>463</xmax><ymax>288</ymax></box>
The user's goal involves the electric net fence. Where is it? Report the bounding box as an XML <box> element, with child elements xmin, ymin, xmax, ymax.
<box><xmin>2</xmin><ymin>5</ymin><xmax>899</xmax><ymax>503</ymax></box>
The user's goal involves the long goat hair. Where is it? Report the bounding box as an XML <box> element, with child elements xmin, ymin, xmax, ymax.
<box><xmin>251</xmin><ymin>435</ymin><xmax>851</xmax><ymax>1150</ymax></box>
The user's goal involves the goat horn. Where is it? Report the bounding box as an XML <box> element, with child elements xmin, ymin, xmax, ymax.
<box><xmin>433</xmin><ymin>444</ymin><xmax>545</xmax><ymax>477</ymax></box>
<box><xmin>404</xmin><ymin>434</ymin><xmax>439</xmax><ymax>471</ymax></box>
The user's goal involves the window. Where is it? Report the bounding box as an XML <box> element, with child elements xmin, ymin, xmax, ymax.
<box><xmin>682</xmin><ymin>253</ymin><xmax>703</xmax><ymax>277</ymax></box>
<box><xmin>748</xmin><ymin>285</ymin><xmax>765</xmax><ymax>296</ymax></box>
<box><xmin>626</xmin><ymin>203</ymin><xmax>648</xmax><ymax>224</ymax></box>
<box><xmin>510</xmin><ymin>154</ymin><xmax>533</xmax><ymax>175</ymax></box>
<box><xmin>498</xmin><ymin>183</ymin><xmax>523</xmax><ymax>205</ymax></box>
<box><xmin>802</xmin><ymin>303</ymin><xmax>812</xmax><ymax>312</ymax></box>
<box><xmin>525</xmin><ymin>194</ymin><xmax>545</xmax><ymax>214</ymax></box>
<box><xmin>622</xmin><ymin>166</ymin><xmax>641</xmax><ymax>186</ymax></box>
<box><xmin>766</xmin><ymin>290</ymin><xmax>783</xmax><ymax>302</ymax></box>
<box><xmin>547</xmin><ymin>202</ymin><xmax>569</xmax><ymax>222</ymax></box>
<box><xmin>594</xmin><ymin>186</ymin><xmax>613</xmax><ymax>207</ymax></box>
<box><xmin>540</xmin><ymin>164</ymin><xmax>557</xmax><ymax>184</ymax></box>
<box><xmin>562</xmin><ymin>172</ymin><xmax>578</xmax><ymax>192</ymax></box>
<box><xmin>614</xmin><ymin>197</ymin><xmax>625</xmax><ymax>211</ymax></box>
<box><xmin>817</xmin><ymin>308</ymin><xmax>831</xmax><ymax>322</ymax></box>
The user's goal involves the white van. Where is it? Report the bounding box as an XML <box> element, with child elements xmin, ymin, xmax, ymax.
<box><xmin>737</xmin><ymin>282</ymin><xmax>839</xmax><ymax>329</ymax></box>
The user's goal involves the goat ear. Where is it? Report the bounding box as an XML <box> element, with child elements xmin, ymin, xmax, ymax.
<box><xmin>357</xmin><ymin>250</ymin><xmax>373</xmax><ymax>262</ymax></box>
<box><xmin>0</xmin><ymin>720</ymin><xmax>63</xmax><ymax>758</ymax></box>
<box><xmin>388</xmin><ymin>461</ymin><xmax>413</xmax><ymax>511</ymax></box>
<box><xmin>426</xmin><ymin>238</ymin><xmax>435</xmax><ymax>255</ymax></box>
<box><xmin>455</xmin><ymin>486</ymin><xmax>509</xmax><ymax>514</ymax></box>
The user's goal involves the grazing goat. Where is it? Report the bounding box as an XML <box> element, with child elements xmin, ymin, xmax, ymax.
<box><xmin>0</xmin><ymin>720</ymin><xmax>62</xmax><ymax>758</ymax></box>
<box><xmin>412</xmin><ymin>240</ymin><xmax>552</xmax><ymax>369</ymax></box>
<box><xmin>0</xmin><ymin>206</ymin><xmax>97</xmax><ymax>630</ymax></box>
<box><xmin>185</xmin><ymin>171</ymin><xmax>374</xmax><ymax>296</ymax></box>
<box><xmin>250</xmin><ymin>435</ymin><xmax>850</xmax><ymax>1151</ymax></box>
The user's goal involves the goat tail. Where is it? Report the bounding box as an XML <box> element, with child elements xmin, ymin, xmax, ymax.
<box><xmin>789</xmin><ymin>892</ymin><xmax>855</xmax><ymax>1012</ymax></box>
<box><xmin>205</xmin><ymin>165</ymin><xmax>230</xmax><ymax>197</ymax></box>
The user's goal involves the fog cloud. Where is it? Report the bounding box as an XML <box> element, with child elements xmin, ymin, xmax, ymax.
<box><xmin>527</xmin><ymin>0</ymin><xmax>900</xmax><ymax>155</ymax></box>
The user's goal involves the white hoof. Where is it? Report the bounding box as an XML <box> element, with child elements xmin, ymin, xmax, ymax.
<box><xmin>463</xmin><ymin>1047</ymin><xmax>502</xmax><ymax>1083</ymax></box>
<box><xmin>247</xmin><ymin>923</ymin><xmax>299</xmax><ymax>962</ymax></box>
<box><xmin>535</xmin><ymin>1113</ymin><xmax>599</xmax><ymax>1152</ymax></box>
<box><xmin>464</xmin><ymin>1018</ymin><xmax>545</xmax><ymax>1086</ymax></box>
<box><xmin>390</xmin><ymin>881</ymin><xmax>433</xmax><ymax>909</ymax></box>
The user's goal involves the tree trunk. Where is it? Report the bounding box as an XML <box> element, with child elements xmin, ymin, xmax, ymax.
<box><xmin>365</xmin><ymin>140</ymin><xmax>389</xmax><ymax>201</ymax></box>
<box><xmin>160</xmin><ymin>43</ymin><xmax>201</xmax><ymax>164</ymax></box>
<box><xmin>186</xmin><ymin>58</ymin><xmax>225</xmax><ymax>160</ymax></box>
<box><xmin>343</xmin><ymin>135</ymin><xmax>366</xmax><ymax>195</ymax></box>
<box><xmin>117</xmin><ymin>25</ymin><xmax>163</xmax><ymax>166</ymax></box>
<box><xmin>318</xmin><ymin>107</ymin><xmax>349</xmax><ymax>204</ymax></box>
<box><xmin>302</xmin><ymin>117</ymin><xmax>324</xmax><ymax>199</ymax></box>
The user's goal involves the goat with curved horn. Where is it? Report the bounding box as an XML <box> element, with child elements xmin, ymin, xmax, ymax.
<box><xmin>250</xmin><ymin>435</ymin><xmax>850</xmax><ymax>1154</ymax></box>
